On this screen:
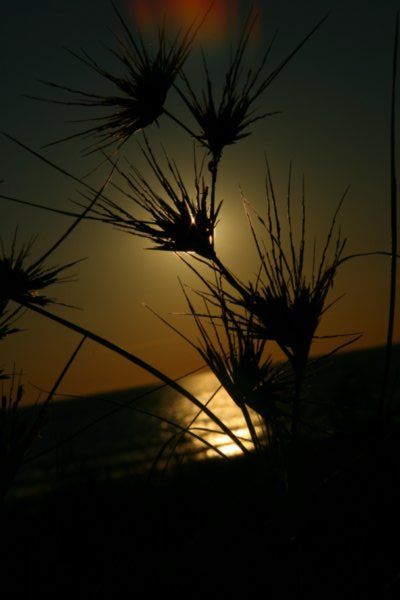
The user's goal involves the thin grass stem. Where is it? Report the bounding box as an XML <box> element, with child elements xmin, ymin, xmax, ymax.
<box><xmin>379</xmin><ymin>12</ymin><xmax>399</xmax><ymax>425</ymax></box>
<box><xmin>19</xmin><ymin>301</ymin><xmax>249</xmax><ymax>455</ymax></box>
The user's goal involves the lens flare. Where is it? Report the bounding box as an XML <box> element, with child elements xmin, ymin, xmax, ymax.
<box><xmin>127</xmin><ymin>0</ymin><xmax>262</xmax><ymax>44</ymax></box>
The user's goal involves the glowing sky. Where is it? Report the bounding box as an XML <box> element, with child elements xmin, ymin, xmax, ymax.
<box><xmin>128</xmin><ymin>0</ymin><xmax>250</xmax><ymax>43</ymax></box>
<box><xmin>1</xmin><ymin>0</ymin><xmax>399</xmax><ymax>401</ymax></box>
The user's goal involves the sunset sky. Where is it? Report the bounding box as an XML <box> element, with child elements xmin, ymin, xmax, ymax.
<box><xmin>1</xmin><ymin>0</ymin><xmax>399</xmax><ymax>401</ymax></box>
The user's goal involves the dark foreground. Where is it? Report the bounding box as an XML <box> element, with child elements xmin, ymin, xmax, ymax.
<box><xmin>2</xmin><ymin>431</ymin><xmax>400</xmax><ymax>599</ymax></box>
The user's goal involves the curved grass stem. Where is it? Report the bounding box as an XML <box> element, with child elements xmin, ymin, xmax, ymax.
<box><xmin>19</xmin><ymin>300</ymin><xmax>249</xmax><ymax>455</ymax></box>
<box><xmin>379</xmin><ymin>12</ymin><xmax>399</xmax><ymax>426</ymax></box>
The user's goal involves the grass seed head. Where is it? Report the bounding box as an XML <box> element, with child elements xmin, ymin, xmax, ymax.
<box><xmin>39</xmin><ymin>2</ymin><xmax>202</xmax><ymax>153</ymax></box>
<box><xmin>91</xmin><ymin>138</ymin><xmax>219</xmax><ymax>258</ymax></box>
<box><xmin>0</xmin><ymin>237</ymin><xmax>76</xmax><ymax>309</ymax></box>
<box><xmin>177</xmin><ymin>12</ymin><xmax>327</xmax><ymax>166</ymax></box>
<box><xmin>247</xmin><ymin>274</ymin><xmax>338</xmax><ymax>375</ymax></box>
<box><xmin>238</xmin><ymin>164</ymin><xmax>347</xmax><ymax>375</ymax></box>
<box><xmin>177</xmin><ymin>12</ymin><xmax>274</xmax><ymax>165</ymax></box>
<box><xmin>180</xmin><ymin>281</ymin><xmax>289</xmax><ymax>421</ymax></box>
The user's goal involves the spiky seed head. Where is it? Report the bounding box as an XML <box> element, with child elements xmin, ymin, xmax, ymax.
<box><xmin>38</xmin><ymin>2</ymin><xmax>202</xmax><ymax>153</ymax></box>
<box><xmin>246</xmin><ymin>279</ymin><xmax>335</xmax><ymax>374</ymax></box>
<box><xmin>235</xmin><ymin>163</ymin><xmax>347</xmax><ymax>375</ymax></box>
<box><xmin>89</xmin><ymin>139</ymin><xmax>219</xmax><ymax>258</ymax></box>
<box><xmin>177</xmin><ymin>12</ymin><xmax>327</xmax><ymax>165</ymax></box>
<box><xmin>178</xmin><ymin>282</ymin><xmax>289</xmax><ymax>421</ymax></box>
<box><xmin>131</xmin><ymin>184</ymin><xmax>216</xmax><ymax>258</ymax></box>
<box><xmin>0</xmin><ymin>240</ymin><xmax>75</xmax><ymax>308</ymax></box>
<box><xmin>178</xmin><ymin>14</ymin><xmax>270</xmax><ymax>164</ymax></box>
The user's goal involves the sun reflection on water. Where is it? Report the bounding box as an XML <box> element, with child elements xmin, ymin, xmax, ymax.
<box><xmin>204</xmin><ymin>427</ymin><xmax>256</xmax><ymax>459</ymax></box>
<box><xmin>171</xmin><ymin>371</ymin><xmax>265</xmax><ymax>461</ymax></box>
<box><xmin>11</xmin><ymin>371</ymin><xmax>268</xmax><ymax>497</ymax></box>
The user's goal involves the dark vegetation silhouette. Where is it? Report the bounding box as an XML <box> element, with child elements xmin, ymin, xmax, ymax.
<box><xmin>1</xmin><ymin>2</ymin><xmax>400</xmax><ymax>598</ymax></box>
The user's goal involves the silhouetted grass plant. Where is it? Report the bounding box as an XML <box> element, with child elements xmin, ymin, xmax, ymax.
<box><xmin>86</xmin><ymin>136</ymin><xmax>219</xmax><ymax>258</ymax></box>
<box><xmin>2</xmin><ymin>14</ymin><xmax>400</xmax><ymax>596</ymax></box>
<box><xmin>0</xmin><ymin>236</ymin><xmax>77</xmax><ymax>308</ymax></box>
<box><xmin>379</xmin><ymin>12</ymin><xmax>399</xmax><ymax>427</ymax></box>
<box><xmin>147</xmin><ymin>275</ymin><xmax>292</xmax><ymax>455</ymax></box>
<box><xmin>237</xmin><ymin>166</ymin><xmax>354</xmax><ymax>441</ymax></box>
<box><xmin>0</xmin><ymin>209</ymin><xmax>249</xmax><ymax>460</ymax></box>
<box><xmin>0</xmin><ymin>5</ymin><xmax>377</xmax><ymax>478</ymax></box>
<box><xmin>176</xmin><ymin>13</ymin><xmax>327</xmax><ymax>167</ymax></box>
<box><xmin>32</xmin><ymin>0</ymin><xmax>211</xmax><ymax>154</ymax></box>
<box><xmin>0</xmin><ymin>226</ymin><xmax>90</xmax><ymax>499</ymax></box>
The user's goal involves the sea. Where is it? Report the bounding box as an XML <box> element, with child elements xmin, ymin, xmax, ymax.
<box><xmin>11</xmin><ymin>345</ymin><xmax>399</xmax><ymax>498</ymax></box>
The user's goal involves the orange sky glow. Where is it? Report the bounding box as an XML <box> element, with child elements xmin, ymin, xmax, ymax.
<box><xmin>127</xmin><ymin>0</ymin><xmax>262</xmax><ymax>43</ymax></box>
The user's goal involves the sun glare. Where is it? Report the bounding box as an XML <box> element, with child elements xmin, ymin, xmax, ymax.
<box><xmin>127</xmin><ymin>0</ymin><xmax>262</xmax><ymax>44</ymax></box>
